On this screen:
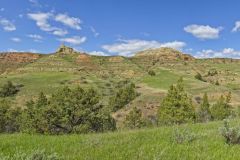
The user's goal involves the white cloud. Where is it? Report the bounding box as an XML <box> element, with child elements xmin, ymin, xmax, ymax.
<box><xmin>160</xmin><ymin>41</ymin><xmax>186</xmax><ymax>49</ymax></box>
<box><xmin>55</xmin><ymin>13</ymin><xmax>81</xmax><ymax>30</ymax></box>
<box><xmin>8</xmin><ymin>49</ymin><xmax>18</xmax><ymax>52</ymax></box>
<box><xmin>27</xmin><ymin>34</ymin><xmax>42</xmax><ymax>40</ymax></box>
<box><xmin>27</xmin><ymin>12</ymin><xmax>54</xmax><ymax>31</ymax></box>
<box><xmin>11</xmin><ymin>37</ymin><xmax>21</xmax><ymax>42</ymax></box>
<box><xmin>58</xmin><ymin>36</ymin><xmax>87</xmax><ymax>45</ymax></box>
<box><xmin>27</xmin><ymin>12</ymin><xmax>68</xmax><ymax>36</ymax></box>
<box><xmin>89</xmin><ymin>51</ymin><xmax>109</xmax><ymax>56</ymax></box>
<box><xmin>27</xmin><ymin>34</ymin><xmax>43</xmax><ymax>42</ymax></box>
<box><xmin>90</xmin><ymin>26</ymin><xmax>99</xmax><ymax>37</ymax></box>
<box><xmin>28</xmin><ymin>49</ymin><xmax>39</xmax><ymax>53</ymax></box>
<box><xmin>102</xmin><ymin>39</ymin><xmax>186</xmax><ymax>56</ymax></box>
<box><xmin>0</xmin><ymin>8</ymin><xmax>4</xmax><ymax>12</ymax></box>
<box><xmin>0</xmin><ymin>18</ymin><xmax>16</xmax><ymax>31</ymax></box>
<box><xmin>184</xmin><ymin>24</ymin><xmax>222</xmax><ymax>40</ymax></box>
<box><xmin>232</xmin><ymin>21</ymin><xmax>240</xmax><ymax>32</ymax></box>
<box><xmin>7</xmin><ymin>48</ymin><xmax>39</xmax><ymax>53</ymax></box>
<box><xmin>196</xmin><ymin>48</ymin><xmax>240</xmax><ymax>58</ymax></box>
<box><xmin>52</xmin><ymin>29</ymin><xmax>68</xmax><ymax>36</ymax></box>
<box><xmin>28</xmin><ymin>12</ymin><xmax>83</xmax><ymax>37</ymax></box>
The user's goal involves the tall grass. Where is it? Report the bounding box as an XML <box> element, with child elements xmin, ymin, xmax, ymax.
<box><xmin>1</xmin><ymin>120</ymin><xmax>240</xmax><ymax>159</ymax></box>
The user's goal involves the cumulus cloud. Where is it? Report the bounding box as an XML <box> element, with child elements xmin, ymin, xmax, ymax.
<box><xmin>52</xmin><ymin>29</ymin><xmax>68</xmax><ymax>36</ymax></box>
<box><xmin>184</xmin><ymin>24</ymin><xmax>222</xmax><ymax>40</ymax></box>
<box><xmin>55</xmin><ymin>14</ymin><xmax>81</xmax><ymax>30</ymax></box>
<box><xmin>27</xmin><ymin>12</ymin><xmax>81</xmax><ymax>36</ymax></box>
<box><xmin>232</xmin><ymin>21</ymin><xmax>240</xmax><ymax>32</ymax></box>
<box><xmin>58</xmin><ymin>36</ymin><xmax>87</xmax><ymax>45</ymax></box>
<box><xmin>102</xmin><ymin>39</ymin><xmax>186</xmax><ymax>56</ymax></box>
<box><xmin>11</xmin><ymin>37</ymin><xmax>21</xmax><ymax>42</ymax></box>
<box><xmin>195</xmin><ymin>48</ymin><xmax>240</xmax><ymax>58</ymax></box>
<box><xmin>0</xmin><ymin>18</ymin><xmax>16</xmax><ymax>31</ymax></box>
<box><xmin>89</xmin><ymin>51</ymin><xmax>109</xmax><ymax>56</ymax></box>
<box><xmin>27</xmin><ymin>12</ymin><xmax>54</xmax><ymax>31</ymax></box>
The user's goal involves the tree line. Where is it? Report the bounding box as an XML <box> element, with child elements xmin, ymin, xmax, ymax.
<box><xmin>0</xmin><ymin>78</ymin><xmax>237</xmax><ymax>134</ymax></box>
<box><xmin>158</xmin><ymin>78</ymin><xmax>233</xmax><ymax>125</ymax></box>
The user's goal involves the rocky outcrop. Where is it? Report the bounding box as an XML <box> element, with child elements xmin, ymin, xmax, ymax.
<box><xmin>56</xmin><ymin>44</ymin><xmax>78</xmax><ymax>56</ymax></box>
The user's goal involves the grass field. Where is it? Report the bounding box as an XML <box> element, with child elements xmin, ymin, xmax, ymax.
<box><xmin>0</xmin><ymin>120</ymin><xmax>240</xmax><ymax>160</ymax></box>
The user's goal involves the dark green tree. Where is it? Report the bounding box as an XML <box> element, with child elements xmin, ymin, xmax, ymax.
<box><xmin>20</xmin><ymin>92</ymin><xmax>49</xmax><ymax>133</ymax></box>
<box><xmin>0</xmin><ymin>81</ymin><xmax>19</xmax><ymax>97</ymax></box>
<box><xmin>0</xmin><ymin>99</ymin><xmax>21</xmax><ymax>133</ymax></box>
<box><xmin>0</xmin><ymin>99</ymin><xmax>9</xmax><ymax>132</ymax></box>
<box><xmin>195</xmin><ymin>72</ymin><xmax>203</xmax><ymax>81</ymax></box>
<box><xmin>109</xmin><ymin>82</ymin><xmax>138</xmax><ymax>112</ymax></box>
<box><xmin>22</xmin><ymin>87</ymin><xmax>116</xmax><ymax>134</ymax></box>
<box><xmin>197</xmin><ymin>93</ymin><xmax>211</xmax><ymax>122</ymax></box>
<box><xmin>158</xmin><ymin>78</ymin><xmax>196</xmax><ymax>125</ymax></box>
<box><xmin>148</xmin><ymin>70</ymin><xmax>156</xmax><ymax>76</ymax></box>
<box><xmin>211</xmin><ymin>93</ymin><xmax>232</xmax><ymax>120</ymax></box>
<box><xmin>124</xmin><ymin>107</ymin><xmax>146</xmax><ymax>129</ymax></box>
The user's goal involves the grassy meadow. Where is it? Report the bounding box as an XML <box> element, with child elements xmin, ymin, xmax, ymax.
<box><xmin>0</xmin><ymin>120</ymin><xmax>240</xmax><ymax>160</ymax></box>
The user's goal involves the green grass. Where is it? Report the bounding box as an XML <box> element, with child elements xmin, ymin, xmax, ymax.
<box><xmin>0</xmin><ymin>71</ymin><xmax>84</xmax><ymax>106</ymax></box>
<box><xmin>0</xmin><ymin>72</ymin><xmax>80</xmax><ymax>95</ymax></box>
<box><xmin>1</xmin><ymin>120</ymin><xmax>240</xmax><ymax>159</ymax></box>
<box><xmin>141</xmin><ymin>68</ymin><xmax>205</xmax><ymax>91</ymax></box>
<box><xmin>142</xmin><ymin>69</ymin><xmax>180</xmax><ymax>90</ymax></box>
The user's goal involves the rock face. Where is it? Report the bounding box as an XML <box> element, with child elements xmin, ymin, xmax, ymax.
<box><xmin>56</xmin><ymin>44</ymin><xmax>77</xmax><ymax>56</ymax></box>
<box><xmin>0</xmin><ymin>52</ymin><xmax>41</xmax><ymax>74</ymax></box>
<box><xmin>0</xmin><ymin>52</ymin><xmax>41</xmax><ymax>63</ymax></box>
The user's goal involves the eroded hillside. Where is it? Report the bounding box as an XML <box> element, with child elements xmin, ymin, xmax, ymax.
<box><xmin>1</xmin><ymin>45</ymin><xmax>240</xmax><ymax>127</ymax></box>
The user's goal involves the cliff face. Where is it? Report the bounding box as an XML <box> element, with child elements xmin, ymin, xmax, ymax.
<box><xmin>0</xmin><ymin>52</ymin><xmax>41</xmax><ymax>63</ymax></box>
<box><xmin>0</xmin><ymin>52</ymin><xmax>41</xmax><ymax>74</ymax></box>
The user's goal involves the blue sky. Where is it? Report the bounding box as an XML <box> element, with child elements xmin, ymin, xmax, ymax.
<box><xmin>1</xmin><ymin>0</ymin><xmax>240</xmax><ymax>58</ymax></box>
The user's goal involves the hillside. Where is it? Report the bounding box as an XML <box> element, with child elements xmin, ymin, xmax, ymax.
<box><xmin>0</xmin><ymin>120</ymin><xmax>239</xmax><ymax>159</ymax></box>
<box><xmin>1</xmin><ymin>45</ymin><xmax>240</xmax><ymax>127</ymax></box>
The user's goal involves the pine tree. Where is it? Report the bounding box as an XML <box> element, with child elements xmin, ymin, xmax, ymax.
<box><xmin>0</xmin><ymin>99</ymin><xmax>21</xmax><ymax>133</ymax></box>
<box><xmin>0</xmin><ymin>99</ymin><xmax>9</xmax><ymax>132</ymax></box>
<box><xmin>124</xmin><ymin>107</ymin><xmax>145</xmax><ymax>129</ymax></box>
<box><xmin>158</xmin><ymin>78</ymin><xmax>196</xmax><ymax>125</ymax></box>
<box><xmin>197</xmin><ymin>93</ymin><xmax>211</xmax><ymax>122</ymax></box>
<box><xmin>211</xmin><ymin>94</ymin><xmax>232</xmax><ymax>120</ymax></box>
<box><xmin>109</xmin><ymin>82</ymin><xmax>137</xmax><ymax>112</ymax></box>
